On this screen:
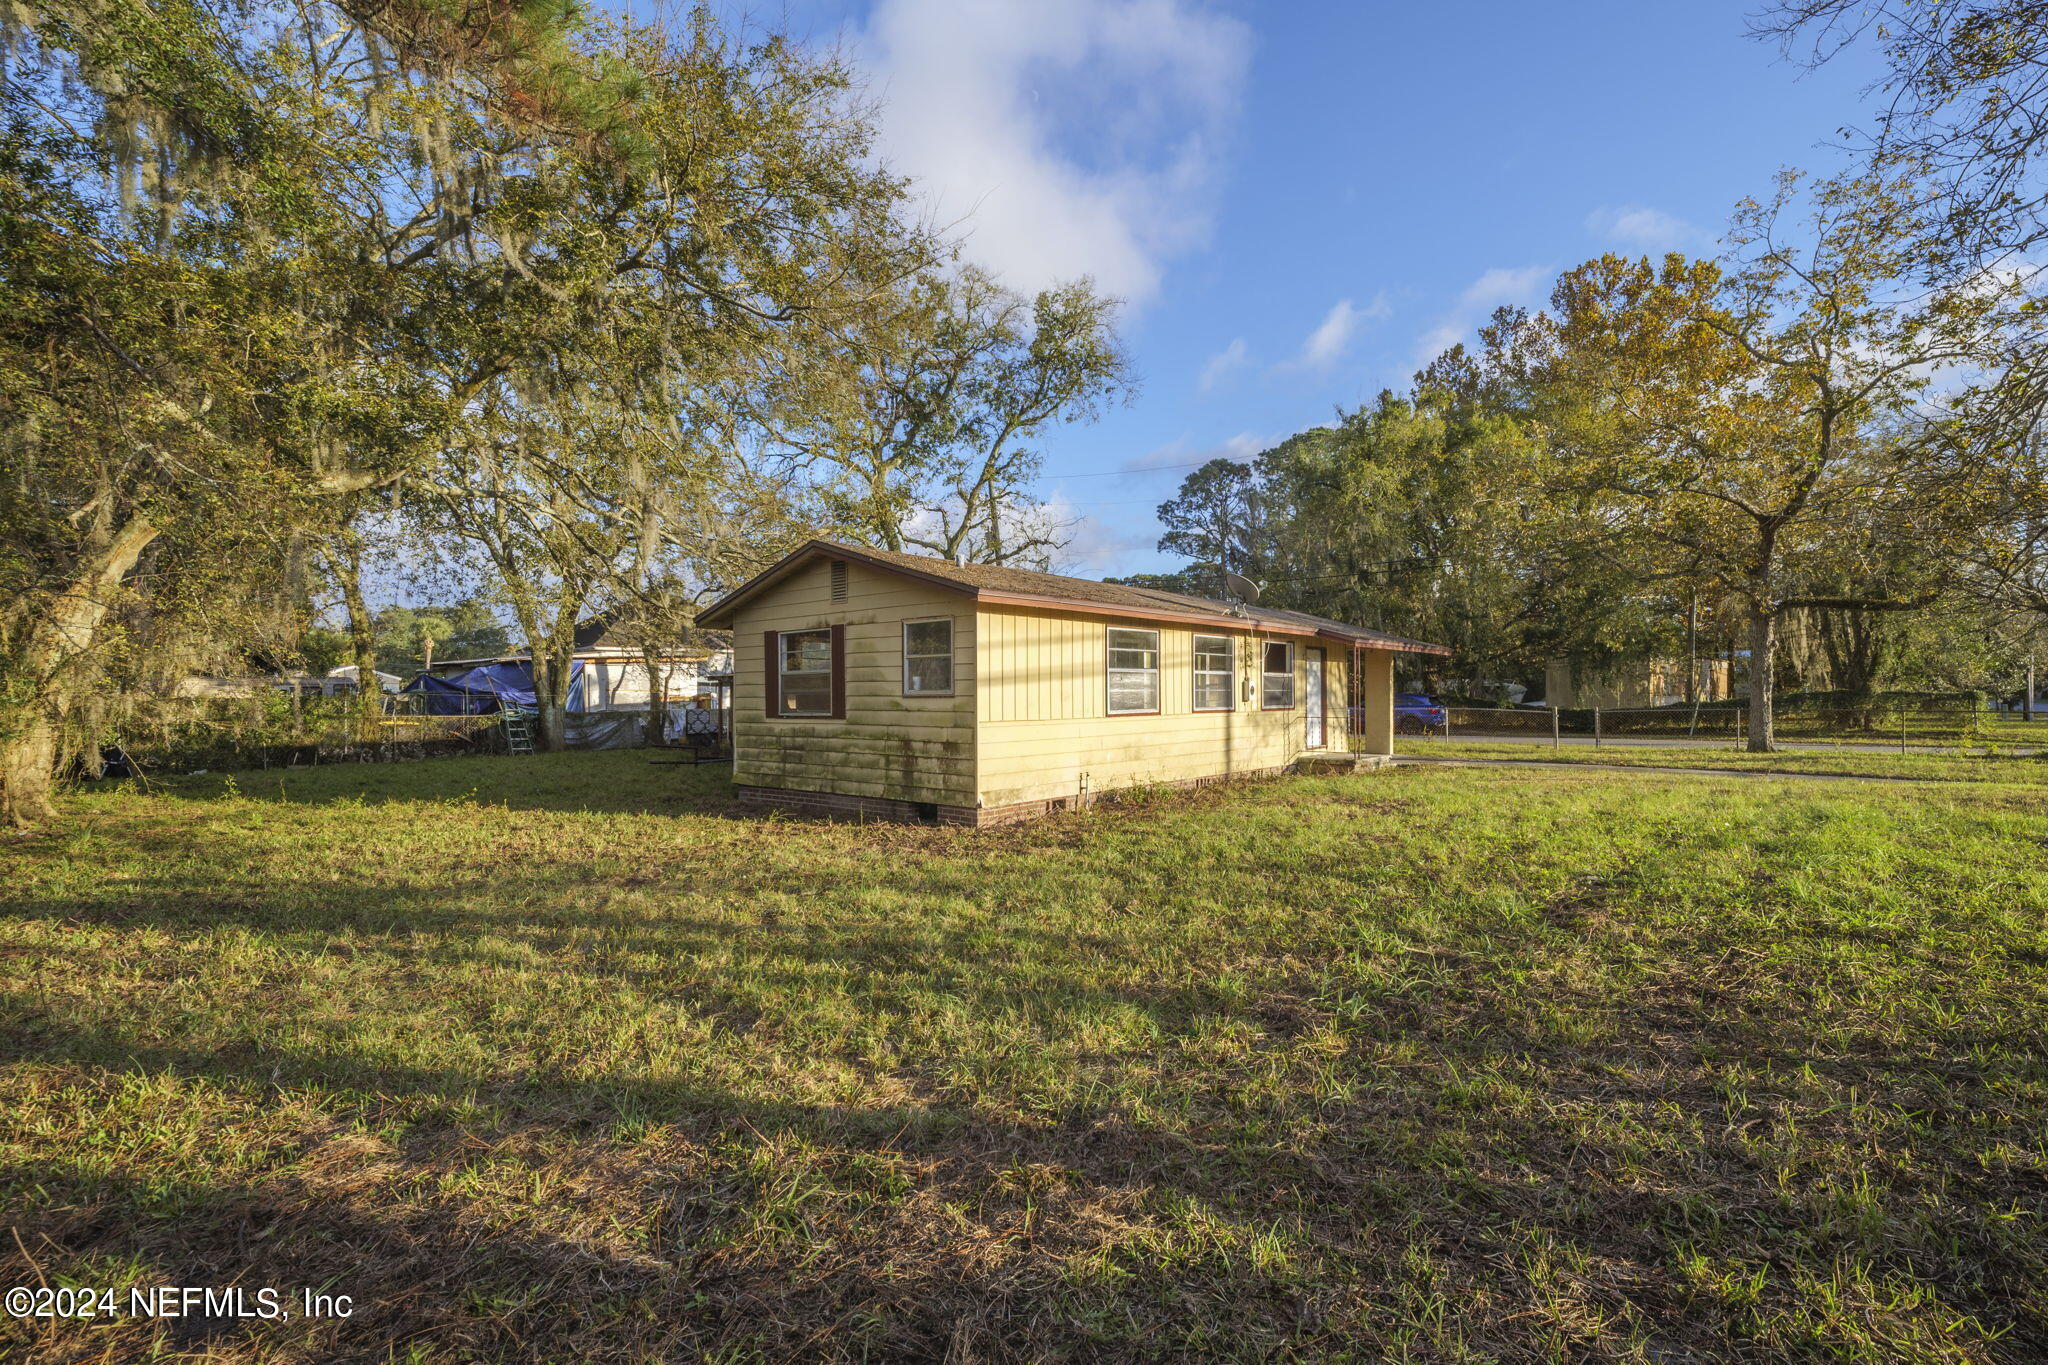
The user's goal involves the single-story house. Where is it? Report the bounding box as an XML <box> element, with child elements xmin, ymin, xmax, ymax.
<box><xmin>326</xmin><ymin>664</ymin><xmax>404</xmax><ymax>693</ymax></box>
<box><xmin>695</xmin><ymin>540</ymin><xmax>1451</xmax><ymax>826</ymax></box>
<box><xmin>174</xmin><ymin>670</ymin><xmax>381</xmax><ymax>699</ymax></box>
<box><xmin>172</xmin><ymin>673</ymin><xmax>272</xmax><ymax>699</ymax></box>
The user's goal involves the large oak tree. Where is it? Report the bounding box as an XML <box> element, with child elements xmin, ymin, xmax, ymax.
<box><xmin>1484</xmin><ymin>174</ymin><xmax>2021</xmax><ymax>749</ymax></box>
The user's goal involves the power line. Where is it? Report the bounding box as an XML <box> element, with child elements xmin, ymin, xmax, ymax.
<box><xmin>1045</xmin><ymin>459</ymin><xmax>1210</xmax><ymax>481</ymax></box>
<box><xmin>1049</xmin><ymin>496</ymin><xmax>1169</xmax><ymax>508</ymax></box>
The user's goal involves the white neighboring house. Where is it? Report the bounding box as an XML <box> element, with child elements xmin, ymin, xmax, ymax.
<box><xmin>326</xmin><ymin>665</ymin><xmax>404</xmax><ymax>693</ymax></box>
<box><xmin>425</xmin><ymin>614</ymin><xmax>731</xmax><ymax>710</ymax></box>
<box><xmin>175</xmin><ymin>669</ymin><xmax>389</xmax><ymax>699</ymax></box>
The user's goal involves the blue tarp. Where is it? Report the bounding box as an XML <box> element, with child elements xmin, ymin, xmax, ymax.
<box><xmin>402</xmin><ymin>661</ymin><xmax>585</xmax><ymax>714</ymax></box>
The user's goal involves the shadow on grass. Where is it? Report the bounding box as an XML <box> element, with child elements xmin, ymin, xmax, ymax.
<box><xmin>9</xmin><ymin>939</ymin><xmax>2047</xmax><ymax>1362</ymax></box>
<box><xmin>103</xmin><ymin>750</ymin><xmax>740</xmax><ymax>818</ymax></box>
<box><xmin>8</xmin><ymin>888</ymin><xmax>2048</xmax><ymax>1363</ymax></box>
<box><xmin>10</xmin><ymin>772</ymin><xmax>2048</xmax><ymax>1360</ymax></box>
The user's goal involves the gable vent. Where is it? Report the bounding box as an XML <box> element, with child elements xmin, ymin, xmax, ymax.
<box><xmin>829</xmin><ymin>559</ymin><xmax>849</xmax><ymax>603</ymax></box>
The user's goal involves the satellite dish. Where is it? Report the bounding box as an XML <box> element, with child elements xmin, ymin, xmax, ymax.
<box><xmin>1221</xmin><ymin>571</ymin><xmax>1261</xmax><ymax>605</ymax></box>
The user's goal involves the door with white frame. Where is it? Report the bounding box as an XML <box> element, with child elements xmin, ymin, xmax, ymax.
<box><xmin>1304</xmin><ymin>647</ymin><xmax>1326</xmax><ymax>749</ymax></box>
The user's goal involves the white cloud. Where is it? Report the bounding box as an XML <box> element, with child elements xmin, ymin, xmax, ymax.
<box><xmin>1045</xmin><ymin>496</ymin><xmax>1157</xmax><ymax>573</ymax></box>
<box><xmin>1464</xmin><ymin>266</ymin><xmax>1551</xmax><ymax>303</ymax></box>
<box><xmin>1043</xmin><ymin>431</ymin><xmax>1268</xmax><ymax>574</ymax></box>
<box><xmin>1042</xmin><ymin>430</ymin><xmax>1275</xmax><ymax>574</ymax></box>
<box><xmin>1300</xmin><ymin>299</ymin><xmax>1362</xmax><ymax>368</ymax></box>
<box><xmin>853</xmin><ymin>0</ymin><xmax>1251</xmax><ymax>306</ymax></box>
<box><xmin>1415</xmin><ymin>265</ymin><xmax>1551</xmax><ymax>364</ymax></box>
<box><xmin>1198</xmin><ymin>337</ymin><xmax>1250</xmax><ymax>392</ymax></box>
<box><xmin>1294</xmin><ymin>298</ymin><xmax>1359</xmax><ymax>370</ymax></box>
<box><xmin>1585</xmin><ymin>204</ymin><xmax>1707</xmax><ymax>253</ymax></box>
<box><xmin>1198</xmin><ymin>430</ymin><xmax>1269</xmax><ymax>464</ymax></box>
<box><xmin>1118</xmin><ymin>430</ymin><xmax>1267</xmax><ymax>477</ymax></box>
<box><xmin>1293</xmin><ymin>294</ymin><xmax>1389</xmax><ymax>369</ymax></box>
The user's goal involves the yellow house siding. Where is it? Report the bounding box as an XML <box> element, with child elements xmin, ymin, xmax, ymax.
<box><xmin>974</xmin><ymin>605</ymin><xmax>1352</xmax><ymax>808</ymax></box>
<box><xmin>731</xmin><ymin>557</ymin><xmax>977</xmax><ymax>805</ymax></box>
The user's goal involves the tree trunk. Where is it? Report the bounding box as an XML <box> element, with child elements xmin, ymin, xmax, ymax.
<box><xmin>1818</xmin><ymin>606</ymin><xmax>1883</xmax><ymax>698</ymax></box>
<box><xmin>1746</xmin><ymin>607</ymin><xmax>1778</xmax><ymax>753</ymax></box>
<box><xmin>870</xmin><ymin>470</ymin><xmax>904</xmax><ymax>551</ymax></box>
<box><xmin>641</xmin><ymin>644</ymin><xmax>670</xmax><ymax>747</ymax></box>
<box><xmin>1685</xmin><ymin>591</ymin><xmax>1698</xmax><ymax>705</ymax></box>
<box><xmin>1</xmin><ymin>711</ymin><xmax>61</xmax><ymax>828</ymax></box>
<box><xmin>1848</xmin><ymin>609</ymin><xmax>1885</xmax><ymax>697</ymax></box>
<box><xmin>529</xmin><ymin>648</ymin><xmax>574</xmax><ymax>752</ymax></box>
<box><xmin>1</xmin><ymin>514</ymin><xmax>159</xmax><ymax>827</ymax></box>
<box><xmin>332</xmin><ymin>539</ymin><xmax>381</xmax><ymax>736</ymax></box>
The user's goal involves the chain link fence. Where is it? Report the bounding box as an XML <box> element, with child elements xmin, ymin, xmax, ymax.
<box><xmin>101</xmin><ymin>697</ymin><xmax>506</xmax><ymax>775</ymax></box>
<box><xmin>1367</xmin><ymin>701</ymin><xmax>2039</xmax><ymax>752</ymax></box>
<box><xmin>93</xmin><ymin>687</ymin><xmax>720</xmax><ymax>776</ymax></box>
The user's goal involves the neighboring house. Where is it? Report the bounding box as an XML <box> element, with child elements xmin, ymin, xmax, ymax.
<box><xmin>326</xmin><ymin>665</ymin><xmax>403</xmax><ymax>693</ymax></box>
<box><xmin>695</xmin><ymin>540</ymin><xmax>1451</xmax><ymax>826</ymax></box>
<box><xmin>172</xmin><ymin>673</ymin><xmax>269</xmax><ymax>699</ymax></box>
<box><xmin>1543</xmin><ymin>656</ymin><xmax>1734</xmax><ymax>710</ymax></box>
<box><xmin>174</xmin><ymin>671</ymin><xmax>369</xmax><ymax>699</ymax></box>
<box><xmin>424</xmin><ymin>615</ymin><xmax>730</xmax><ymax>710</ymax></box>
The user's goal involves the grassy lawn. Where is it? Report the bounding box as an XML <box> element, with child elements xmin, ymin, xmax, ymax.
<box><xmin>4</xmin><ymin>752</ymin><xmax>2046</xmax><ymax>1362</ymax></box>
<box><xmin>1402</xmin><ymin>742</ymin><xmax>2048</xmax><ymax>785</ymax></box>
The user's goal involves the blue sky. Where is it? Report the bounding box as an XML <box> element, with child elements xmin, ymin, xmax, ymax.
<box><xmin>704</xmin><ymin>1</ymin><xmax>1889</xmax><ymax>577</ymax></box>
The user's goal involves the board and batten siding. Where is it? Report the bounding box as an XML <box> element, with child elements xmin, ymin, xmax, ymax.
<box><xmin>974</xmin><ymin>604</ymin><xmax>1351</xmax><ymax>808</ymax></box>
<box><xmin>730</xmin><ymin>557</ymin><xmax>976</xmax><ymax>806</ymax></box>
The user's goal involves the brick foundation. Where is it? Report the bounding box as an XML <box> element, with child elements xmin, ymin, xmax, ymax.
<box><xmin>736</xmin><ymin>757</ymin><xmax>1372</xmax><ymax>829</ymax></box>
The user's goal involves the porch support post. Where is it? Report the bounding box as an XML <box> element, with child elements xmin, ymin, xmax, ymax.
<box><xmin>1360</xmin><ymin>647</ymin><xmax>1395</xmax><ymax>757</ymax></box>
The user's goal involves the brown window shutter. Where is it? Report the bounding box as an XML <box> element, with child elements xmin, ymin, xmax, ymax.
<box><xmin>764</xmin><ymin>630</ymin><xmax>779</xmax><ymax>718</ymax></box>
<box><xmin>829</xmin><ymin>624</ymin><xmax>846</xmax><ymax>719</ymax></box>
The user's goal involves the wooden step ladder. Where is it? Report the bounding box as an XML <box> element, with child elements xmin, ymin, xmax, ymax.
<box><xmin>500</xmin><ymin>707</ymin><xmax>536</xmax><ymax>755</ymax></box>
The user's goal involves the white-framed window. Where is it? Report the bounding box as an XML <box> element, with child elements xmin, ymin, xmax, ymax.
<box><xmin>1261</xmin><ymin>640</ymin><xmax>1295</xmax><ymax>710</ymax></box>
<box><xmin>1106</xmin><ymin>626</ymin><xmax>1161</xmax><ymax>714</ymax></box>
<box><xmin>1193</xmin><ymin>634</ymin><xmax>1234</xmax><ymax>711</ymax></box>
<box><xmin>902</xmin><ymin>618</ymin><xmax>954</xmax><ymax>695</ymax></box>
<box><xmin>778</xmin><ymin>628</ymin><xmax>833</xmax><ymax>715</ymax></box>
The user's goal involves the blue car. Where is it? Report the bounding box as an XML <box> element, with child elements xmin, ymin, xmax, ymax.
<box><xmin>1395</xmin><ymin>693</ymin><xmax>1447</xmax><ymax>735</ymax></box>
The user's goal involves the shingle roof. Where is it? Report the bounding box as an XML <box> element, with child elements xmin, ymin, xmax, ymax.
<box><xmin>571</xmin><ymin>609</ymin><xmax>622</xmax><ymax>650</ymax></box>
<box><xmin>697</xmin><ymin>540</ymin><xmax>1452</xmax><ymax>655</ymax></box>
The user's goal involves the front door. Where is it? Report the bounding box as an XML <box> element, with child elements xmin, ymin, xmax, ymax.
<box><xmin>1304</xmin><ymin>648</ymin><xmax>1326</xmax><ymax>749</ymax></box>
